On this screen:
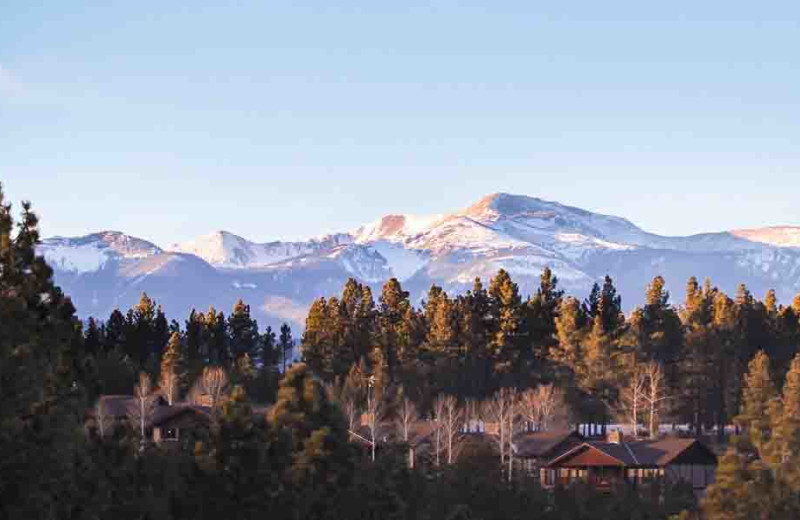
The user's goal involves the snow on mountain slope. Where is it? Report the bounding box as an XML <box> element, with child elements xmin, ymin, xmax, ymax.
<box><xmin>168</xmin><ymin>230</ymin><xmax>352</xmax><ymax>268</ymax></box>
<box><xmin>732</xmin><ymin>227</ymin><xmax>800</xmax><ymax>248</ymax></box>
<box><xmin>40</xmin><ymin>231</ymin><xmax>161</xmax><ymax>273</ymax></box>
<box><xmin>353</xmin><ymin>214</ymin><xmax>444</xmax><ymax>243</ymax></box>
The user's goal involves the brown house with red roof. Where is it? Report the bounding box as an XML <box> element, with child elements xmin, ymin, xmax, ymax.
<box><xmin>542</xmin><ymin>430</ymin><xmax>718</xmax><ymax>495</ymax></box>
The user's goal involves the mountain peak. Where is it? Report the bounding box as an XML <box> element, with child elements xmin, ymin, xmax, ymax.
<box><xmin>465</xmin><ymin>192</ymin><xmax>604</xmax><ymax>219</ymax></box>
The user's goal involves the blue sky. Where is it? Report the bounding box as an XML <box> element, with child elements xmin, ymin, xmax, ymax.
<box><xmin>1</xmin><ymin>1</ymin><xmax>798</xmax><ymax>247</ymax></box>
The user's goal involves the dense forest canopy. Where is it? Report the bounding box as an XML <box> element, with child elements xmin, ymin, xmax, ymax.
<box><xmin>3</xmin><ymin>183</ymin><xmax>800</xmax><ymax>519</ymax></box>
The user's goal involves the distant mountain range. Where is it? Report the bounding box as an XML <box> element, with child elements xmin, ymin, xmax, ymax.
<box><xmin>40</xmin><ymin>193</ymin><xmax>800</xmax><ymax>330</ymax></box>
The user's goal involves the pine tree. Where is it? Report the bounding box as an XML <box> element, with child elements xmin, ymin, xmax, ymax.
<box><xmin>425</xmin><ymin>285</ymin><xmax>458</xmax><ymax>352</ymax></box>
<box><xmin>279</xmin><ymin>323</ymin><xmax>293</xmax><ymax>373</ymax></box>
<box><xmin>228</xmin><ymin>299</ymin><xmax>259</xmax><ymax>360</ymax></box>
<box><xmin>735</xmin><ymin>350</ymin><xmax>778</xmax><ymax>454</ymax></box>
<box><xmin>160</xmin><ymin>331</ymin><xmax>186</xmax><ymax>405</ymax></box>
<box><xmin>205</xmin><ymin>306</ymin><xmax>228</xmax><ymax>365</ymax></box>
<box><xmin>302</xmin><ymin>298</ymin><xmax>330</xmax><ymax>378</ymax></box>
<box><xmin>771</xmin><ymin>353</ymin><xmax>800</xmax><ymax>463</ymax></box>
<box><xmin>340</xmin><ymin>278</ymin><xmax>376</xmax><ymax>368</ymax></box>
<box><xmin>377</xmin><ymin>278</ymin><xmax>411</xmax><ymax>384</ymax></box>
<box><xmin>83</xmin><ymin>316</ymin><xmax>102</xmax><ymax>358</ymax></box>
<box><xmin>581</xmin><ymin>312</ymin><xmax>617</xmax><ymax>428</ymax></box>
<box><xmin>0</xmin><ymin>186</ymin><xmax>91</xmax><ymax>517</ymax></box>
<box><xmin>129</xmin><ymin>292</ymin><xmax>157</xmax><ymax>365</ymax></box>
<box><xmin>457</xmin><ymin>278</ymin><xmax>491</xmax><ymax>398</ymax></box>
<box><xmin>185</xmin><ymin>308</ymin><xmax>204</xmax><ymax>363</ymax></box>
<box><xmin>527</xmin><ymin>267</ymin><xmax>564</xmax><ymax>372</ymax></box>
<box><xmin>679</xmin><ymin>277</ymin><xmax>715</xmax><ymax>436</ymax></box>
<box><xmin>488</xmin><ymin>269</ymin><xmax>524</xmax><ymax>384</ymax></box>
<box><xmin>703</xmin><ymin>449</ymin><xmax>771</xmax><ymax>520</ymax></box>
<box><xmin>552</xmin><ymin>297</ymin><xmax>586</xmax><ymax>371</ymax></box>
<box><xmin>270</xmin><ymin>364</ymin><xmax>353</xmax><ymax>517</ymax></box>
<box><xmin>104</xmin><ymin>308</ymin><xmax>127</xmax><ymax>354</ymax></box>
<box><xmin>261</xmin><ymin>325</ymin><xmax>278</xmax><ymax>369</ymax></box>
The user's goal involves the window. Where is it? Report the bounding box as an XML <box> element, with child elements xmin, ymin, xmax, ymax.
<box><xmin>162</xmin><ymin>428</ymin><xmax>179</xmax><ymax>441</ymax></box>
<box><xmin>542</xmin><ymin>469</ymin><xmax>554</xmax><ymax>486</ymax></box>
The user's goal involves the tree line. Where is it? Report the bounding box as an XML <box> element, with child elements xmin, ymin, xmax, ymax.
<box><xmin>84</xmin><ymin>293</ymin><xmax>295</xmax><ymax>402</ymax></box>
<box><xmin>301</xmin><ymin>270</ymin><xmax>800</xmax><ymax>440</ymax></box>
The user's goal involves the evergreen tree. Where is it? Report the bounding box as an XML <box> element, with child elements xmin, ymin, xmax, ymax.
<box><xmin>735</xmin><ymin>350</ymin><xmax>778</xmax><ymax>454</ymax></box>
<box><xmin>488</xmin><ymin>269</ymin><xmax>525</xmax><ymax>385</ymax></box>
<box><xmin>261</xmin><ymin>325</ymin><xmax>278</xmax><ymax>369</ymax></box>
<box><xmin>302</xmin><ymin>298</ymin><xmax>330</xmax><ymax>379</ymax></box>
<box><xmin>270</xmin><ymin>364</ymin><xmax>354</xmax><ymax>518</ymax></box>
<box><xmin>0</xmin><ymin>186</ymin><xmax>91</xmax><ymax>517</ymax></box>
<box><xmin>228</xmin><ymin>299</ymin><xmax>260</xmax><ymax>360</ymax></box>
<box><xmin>340</xmin><ymin>278</ymin><xmax>376</xmax><ymax>370</ymax></box>
<box><xmin>104</xmin><ymin>308</ymin><xmax>127</xmax><ymax>354</ymax></box>
<box><xmin>377</xmin><ymin>278</ymin><xmax>412</xmax><ymax>385</ymax></box>
<box><xmin>205</xmin><ymin>306</ymin><xmax>228</xmax><ymax>365</ymax></box>
<box><xmin>425</xmin><ymin>285</ymin><xmax>459</xmax><ymax>352</ymax></box>
<box><xmin>84</xmin><ymin>316</ymin><xmax>103</xmax><ymax>357</ymax></box>
<box><xmin>185</xmin><ymin>308</ymin><xmax>204</xmax><ymax>363</ymax></box>
<box><xmin>526</xmin><ymin>267</ymin><xmax>564</xmax><ymax>376</ymax></box>
<box><xmin>160</xmin><ymin>331</ymin><xmax>187</xmax><ymax>405</ymax></box>
<box><xmin>771</xmin><ymin>353</ymin><xmax>800</xmax><ymax>463</ymax></box>
<box><xmin>703</xmin><ymin>449</ymin><xmax>772</xmax><ymax>520</ymax></box>
<box><xmin>279</xmin><ymin>323</ymin><xmax>294</xmax><ymax>373</ymax></box>
<box><xmin>678</xmin><ymin>277</ymin><xmax>715</xmax><ymax>435</ymax></box>
<box><xmin>456</xmin><ymin>278</ymin><xmax>491</xmax><ymax>399</ymax></box>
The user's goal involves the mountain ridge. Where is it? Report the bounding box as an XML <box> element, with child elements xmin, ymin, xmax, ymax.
<box><xmin>39</xmin><ymin>193</ymin><xmax>800</xmax><ymax>329</ymax></box>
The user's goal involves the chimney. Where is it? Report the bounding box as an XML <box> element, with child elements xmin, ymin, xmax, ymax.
<box><xmin>607</xmin><ymin>429</ymin><xmax>624</xmax><ymax>444</ymax></box>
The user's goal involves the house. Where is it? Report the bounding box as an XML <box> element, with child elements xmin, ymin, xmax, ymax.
<box><xmin>88</xmin><ymin>394</ymin><xmax>212</xmax><ymax>444</ymax></box>
<box><xmin>513</xmin><ymin>429</ymin><xmax>584</xmax><ymax>476</ymax></box>
<box><xmin>542</xmin><ymin>430</ymin><xmax>718</xmax><ymax>495</ymax></box>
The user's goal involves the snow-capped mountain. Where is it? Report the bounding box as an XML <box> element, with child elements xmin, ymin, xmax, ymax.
<box><xmin>42</xmin><ymin>231</ymin><xmax>162</xmax><ymax>273</ymax></box>
<box><xmin>39</xmin><ymin>193</ymin><xmax>800</xmax><ymax>330</ymax></box>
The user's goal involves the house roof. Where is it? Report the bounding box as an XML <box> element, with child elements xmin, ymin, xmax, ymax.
<box><xmin>88</xmin><ymin>395</ymin><xmax>211</xmax><ymax>427</ymax></box>
<box><xmin>151</xmin><ymin>404</ymin><xmax>211</xmax><ymax>427</ymax></box>
<box><xmin>546</xmin><ymin>437</ymin><xmax>715</xmax><ymax>468</ymax></box>
<box><xmin>513</xmin><ymin>430</ymin><xmax>583</xmax><ymax>459</ymax></box>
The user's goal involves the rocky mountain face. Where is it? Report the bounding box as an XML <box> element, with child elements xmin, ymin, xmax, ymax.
<box><xmin>40</xmin><ymin>194</ymin><xmax>800</xmax><ymax>330</ymax></box>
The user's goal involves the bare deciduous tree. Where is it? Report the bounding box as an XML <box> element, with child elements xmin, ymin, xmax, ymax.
<box><xmin>433</xmin><ymin>395</ymin><xmax>446</xmax><ymax>466</ymax></box>
<box><xmin>342</xmin><ymin>395</ymin><xmax>360</xmax><ymax>434</ymax></box>
<box><xmin>189</xmin><ymin>366</ymin><xmax>229</xmax><ymax>411</ymax></box>
<box><xmin>396</xmin><ymin>396</ymin><xmax>419</xmax><ymax>468</ymax></box>
<box><xmin>643</xmin><ymin>362</ymin><xmax>670</xmax><ymax>439</ymax></box>
<box><xmin>520</xmin><ymin>384</ymin><xmax>564</xmax><ymax>432</ymax></box>
<box><xmin>94</xmin><ymin>398</ymin><xmax>112</xmax><ymax>438</ymax></box>
<box><xmin>160</xmin><ymin>366</ymin><xmax>181</xmax><ymax>406</ymax></box>
<box><xmin>127</xmin><ymin>372</ymin><xmax>156</xmax><ymax>445</ymax></box>
<box><xmin>619</xmin><ymin>365</ymin><xmax>648</xmax><ymax>439</ymax></box>
<box><xmin>435</xmin><ymin>394</ymin><xmax>463</xmax><ymax>465</ymax></box>
<box><xmin>482</xmin><ymin>388</ymin><xmax>518</xmax><ymax>480</ymax></box>
<box><xmin>537</xmin><ymin>384</ymin><xmax>563</xmax><ymax>431</ymax></box>
<box><xmin>366</xmin><ymin>376</ymin><xmax>383</xmax><ymax>462</ymax></box>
